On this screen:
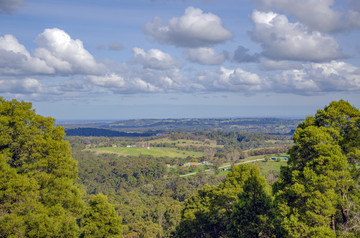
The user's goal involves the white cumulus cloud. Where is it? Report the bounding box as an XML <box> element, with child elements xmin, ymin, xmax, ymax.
<box><xmin>196</xmin><ymin>67</ymin><xmax>264</xmax><ymax>92</ymax></box>
<box><xmin>183</xmin><ymin>47</ymin><xmax>226</xmax><ymax>65</ymax></box>
<box><xmin>132</xmin><ymin>48</ymin><xmax>181</xmax><ymax>69</ymax></box>
<box><xmin>271</xmin><ymin>61</ymin><xmax>360</xmax><ymax>94</ymax></box>
<box><xmin>130</xmin><ymin>78</ymin><xmax>160</xmax><ymax>93</ymax></box>
<box><xmin>86</xmin><ymin>73</ymin><xmax>125</xmax><ymax>89</ymax></box>
<box><xmin>0</xmin><ymin>29</ymin><xmax>105</xmax><ymax>76</ymax></box>
<box><xmin>0</xmin><ymin>34</ymin><xmax>54</xmax><ymax>75</ymax></box>
<box><xmin>34</xmin><ymin>28</ymin><xmax>105</xmax><ymax>75</ymax></box>
<box><xmin>84</xmin><ymin>67</ymin><xmax>188</xmax><ymax>94</ymax></box>
<box><xmin>251</xmin><ymin>11</ymin><xmax>345</xmax><ymax>62</ymax></box>
<box><xmin>252</xmin><ymin>0</ymin><xmax>344</xmax><ymax>32</ymax></box>
<box><xmin>144</xmin><ymin>6</ymin><xmax>232</xmax><ymax>47</ymax></box>
<box><xmin>252</xmin><ymin>0</ymin><xmax>360</xmax><ymax>32</ymax></box>
<box><xmin>0</xmin><ymin>78</ymin><xmax>42</xmax><ymax>94</ymax></box>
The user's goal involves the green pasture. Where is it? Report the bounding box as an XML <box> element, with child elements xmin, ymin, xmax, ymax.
<box><xmin>213</xmin><ymin>160</ymin><xmax>288</xmax><ymax>178</ymax></box>
<box><xmin>257</xmin><ymin>160</ymin><xmax>288</xmax><ymax>176</ymax></box>
<box><xmin>87</xmin><ymin>146</ymin><xmax>204</xmax><ymax>159</ymax></box>
<box><xmin>150</xmin><ymin>138</ymin><xmax>221</xmax><ymax>148</ymax></box>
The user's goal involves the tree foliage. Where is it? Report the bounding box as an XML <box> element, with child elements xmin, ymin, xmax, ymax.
<box><xmin>175</xmin><ymin>100</ymin><xmax>360</xmax><ymax>238</ymax></box>
<box><xmin>0</xmin><ymin>98</ymin><xmax>128</xmax><ymax>237</ymax></box>
<box><xmin>227</xmin><ymin>168</ymin><xmax>275</xmax><ymax>238</ymax></box>
<box><xmin>273</xmin><ymin>100</ymin><xmax>360</xmax><ymax>237</ymax></box>
<box><xmin>3</xmin><ymin>98</ymin><xmax>359</xmax><ymax>237</ymax></box>
<box><xmin>0</xmin><ymin>98</ymin><xmax>85</xmax><ymax>237</ymax></box>
<box><xmin>174</xmin><ymin>164</ymin><xmax>262</xmax><ymax>238</ymax></box>
<box><xmin>80</xmin><ymin>194</ymin><xmax>122</xmax><ymax>237</ymax></box>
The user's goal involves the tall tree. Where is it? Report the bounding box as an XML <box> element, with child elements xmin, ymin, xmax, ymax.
<box><xmin>227</xmin><ymin>168</ymin><xmax>275</xmax><ymax>238</ymax></box>
<box><xmin>80</xmin><ymin>194</ymin><xmax>122</xmax><ymax>238</ymax></box>
<box><xmin>0</xmin><ymin>98</ymin><xmax>84</xmax><ymax>237</ymax></box>
<box><xmin>174</xmin><ymin>164</ymin><xmax>262</xmax><ymax>238</ymax></box>
<box><xmin>273</xmin><ymin>100</ymin><xmax>360</xmax><ymax>237</ymax></box>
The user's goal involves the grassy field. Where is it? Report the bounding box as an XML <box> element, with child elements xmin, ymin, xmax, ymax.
<box><xmin>257</xmin><ymin>160</ymin><xmax>287</xmax><ymax>176</ymax></box>
<box><xmin>149</xmin><ymin>138</ymin><xmax>222</xmax><ymax>148</ymax></box>
<box><xmin>87</xmin><ymin>146</ymin><xmax>204</xmax><ymax>159</ymax></box>
<box><xmin>211</xmin><ymin>160</ymin><xmax>287</xmax><ymax>179</ymax></box>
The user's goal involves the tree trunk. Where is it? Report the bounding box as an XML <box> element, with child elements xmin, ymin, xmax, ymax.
<box><xmin>331</xmin><ymin>215</ymin><xmax>336</xmax><ymax>234</ymax></box>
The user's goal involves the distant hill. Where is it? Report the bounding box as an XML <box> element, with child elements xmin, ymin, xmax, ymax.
<box><xmin>61</xmin><ymin>118</ymin><xmax>303</xmax><ymax>135</ymax></box>
<box><xmin>65</xmin><ymin>128</ymin><xmax>156</xmax><ymax>137</ymax></box>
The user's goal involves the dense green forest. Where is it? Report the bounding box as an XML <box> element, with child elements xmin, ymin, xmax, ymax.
<box><xmin>1</xmin><ymin>98</ymin><xmax>359</xmax><ymax>237</ymax></box>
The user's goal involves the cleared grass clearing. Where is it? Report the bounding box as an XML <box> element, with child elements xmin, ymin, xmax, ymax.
<box><xmin>213</xmin><ymin>160</ymin><xmax>287</xmax><ymax>178</ymax></box>
<box><xmin>150</xmin><ymin>138</ymin><xmax>222</xmax><ymax>148</ymax></box>
<box><xmin>256</xmin><ymin>160</ymin><xmax>288</xmax><ymax>176</ymax></box>
<box><xmin>86</xmin><ymin>146</ymin><xmax>204</xmax><ymax>159</ymax></box>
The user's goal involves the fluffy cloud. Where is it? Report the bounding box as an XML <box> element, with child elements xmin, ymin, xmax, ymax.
<box><xmin>0</xmin><ymin>0</ymin><xmax>24</xmax><ymax>14</ymax></box>
<box><xmin>252</xmin><ymin>0</ymin><xmax>344</xmax><ymax>32</ymax></box>
<box><xmin>0</xmin><ymin>78</ymin><xmax>42</xmax><ymax>94</ymax></box>
<box><xmin>250</xmin><ymin>11</ymin><xmax>345</xmax><ymax>62</ymax></box>
<box><xmin>0</xmin><ymin>28</ymin><xmax>105</xmax><ymax>76</ymax></box>
<box><xmin>132</xmin><ymin>48</ymin><xmax>181</xmax><ymax>69</ymax></box>
<box><xmin>86</xmin><ymin>60</ymin><xmax>360</xmax><ymax>95</ymax></box>
<box><xmin>144</xmin><ymin>6</ymin><xmax>232</xmax><ymax>47</ymax></box>
<box><xmin>86</xmin><ymin>73</ymin><xmax>125</xmax><ymax>89</ymax></box>
<box><xmin>271</xmin><ymin>61</ymin><xmax>360</xmax><ymax>94</ymax></box>
<box><xmin>233</xmin><ymin>46</ymin><xmax>259</xmax><ymax>63</ymax></box>
<box><xmin>129</xmin><ymin>78</ymin><xmax>161</xmax><ymax>93</ymax></box>
<box><xmin>183</xmin><ymin>47</ymin><xmax>226</xmax><ymax>65</ymax></box>
<box><xmin>85</xmin><ymin>67</ymin><xmax>188</xmax><ymax>94</ymax></box>
<box><xmin>195</xmin><ymin>67</ymin><xmax>264</xmax><ymax>92</ymax></box>
<box><xmin>252</xmin><ymin>0</ymin><xmax>360</xmax><ymax>32</ymax></box>
<box><xmin>34</xmin><ymin>28</ymin><xmax>105</xmax><ymax>75</ymax></box>
<box><xmin>0</xmin><ymin>34</ymin><xmax>54</xmax><ymax>75</ymax></box>
<box><xmin>191</xmin><ymin>61</ymin><xmax>360</xmax><ymax>95</ymax></box>
<box><xmin>130</xmin><ymin>68</ymin><xmax>187</xmax><ymax>92</ymax></box>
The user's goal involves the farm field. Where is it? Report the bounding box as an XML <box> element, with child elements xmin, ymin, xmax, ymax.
<box><xmin>86</xmin><ymin>146</ymin><xmax>204</xmax><ymax>159</ymax></box>
<box><xmin>149</xmin><ymin>138</ymin><xmax>222</xmax><ymax>148</ymax></box>
<box><xmin>257</xmin><ymin>160</ymin><xmax>287</xmax><ymax>176</ymax></box>
<box><xmin>214</xmin><ymin>160</ymin><xmax>287</xmax><ymax>178</ymax></box>
<box><xmin>180</xmin><ymin>154</ymin><xmax>289</xmax><ymax>177</ymax></box>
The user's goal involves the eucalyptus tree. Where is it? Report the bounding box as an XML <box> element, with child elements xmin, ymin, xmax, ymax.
<box><xmin>0</xmin><ymin>98</ymin><xmax>86</xmax><ymax>237</ymax></box>
<box><xmin>273</xmin><ymin>100</ymin><xmax>360</xmax><ymax>237</ymax></box>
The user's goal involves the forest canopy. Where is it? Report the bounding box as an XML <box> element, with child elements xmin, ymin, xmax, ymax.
<box><xmin>0</xmin><ymin>98</ymin><xmax>359</xmax><ymax>237</ymax></box>
<box><xmin>174</xmin><ymin>100</ymin><xmax>360</xmax><ymax>237</ymax></box>
<box><xmin>0</xmin><ymin>98</ymin><xmax>122</xmax><ymax>237</ymax></box>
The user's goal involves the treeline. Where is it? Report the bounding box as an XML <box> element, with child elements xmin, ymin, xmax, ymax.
<box><xmin>150</xmin><ymin>131</ymin><xmax>292</xmax><ymax>153</ymax></box>
<box><xmin>65</xmin><ymin>127</ymin><xmax>156</xmax><ymax>137</ymax></box>
<box><xmin>62</xmin><ymin>117</ymin><xmax>301</xmax><ymax>134</ymax></box>
<box><xmin>248</xmin><ymin>145</ymin><xmax>290</xmax><ymax>156</ymax></box>
<box><xmin>67</xmin><ymin>129</ymin><xmax>293</xmax><ymax>158</ymax></box>
<box><xmin>196</xmin><ymin>131</ymin><xmax>291</xmax><ymax>151</ymax></box>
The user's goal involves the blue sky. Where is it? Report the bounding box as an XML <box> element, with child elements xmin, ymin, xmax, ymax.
<box><xmin>1</xmin><ymin>0</ymin><xmax>360</xmax><ymax>120</ymax></box>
